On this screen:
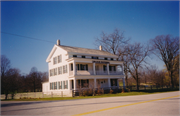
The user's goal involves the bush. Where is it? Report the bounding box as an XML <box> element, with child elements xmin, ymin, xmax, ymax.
<box><xmin>88</xmin><ymin>89</ymin><xmax>93</xmax><ymax>96</ymax></box>
<box><xmin>110</xmin><ymin>89</ymin><xmax>113</xmax><ymax>94</ymax></box>
<box><xmin>121</xmin><ymin>88</ymin><xmax>124</xmax><ymax>93</ymax></box>
<box><xmin>83</xmin><ymin>90</ymin><xmax>88</xmax><ymax>96</ymax></box>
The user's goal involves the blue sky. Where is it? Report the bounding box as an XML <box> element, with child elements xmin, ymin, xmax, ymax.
<box><xmin>1</xmin><ymin>1</ymin><xmax>179</xmax><ymax>75</ymax></box>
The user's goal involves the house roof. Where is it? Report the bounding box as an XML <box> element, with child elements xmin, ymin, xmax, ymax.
<box><xmin>57</xmin><ymin>45</ymin><xmax>118</xmax><ymax>58</ymax></box>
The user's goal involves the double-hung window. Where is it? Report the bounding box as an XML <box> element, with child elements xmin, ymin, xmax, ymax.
<box><xmin>63</xmin><ymin>66</ymin><xmax>65</xmax><ymax>74</ymax></box>
<box><xmin>58</xmin><ymin>55</ymin><xmax>62</xmax><ymax>63</ymax></box>
<box><xmin>50</xmin><ymin>70</ymin><xmax>53</xmax><ymax>76</ymax></box>
<box><xmin>54</xmin><ymin>68</ymin><xmax>57</xmax><ymax>75</ymax></box>
<box><xmin>54</xmin><ymin>82</ymin><xmax>57</xmax><ymax>89</ymax></box>
<box><xmin>58</xmin><ymin>67</ymin><xmax>62</xmax><ymax>75</ymax></box>
<box><xmin>53</xmin><ymin>57</ymin><xmax>57</xmax><ymax>64</ymax></box>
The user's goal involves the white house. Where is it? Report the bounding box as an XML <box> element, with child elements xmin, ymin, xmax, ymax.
<box><xmin>42</xmin><ymin>40</ymin><xmax>125</xmax><ymax>96</ymax></box>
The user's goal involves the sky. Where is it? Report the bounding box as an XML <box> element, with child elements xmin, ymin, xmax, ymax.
<box><xmin>1</xmin><ymin>1</ymin><xmax>179</xmax><ymax>75</ymax></box>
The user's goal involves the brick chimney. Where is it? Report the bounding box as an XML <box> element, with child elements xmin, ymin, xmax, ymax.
<box><xmin>99</xmin><ymin>45</ymin><xmax>102</xmax><ymax>50</ymax></box>
<box><xmin>57</xmin><ymin>39</ymin><xmax>60</xmax><ymax>45</ymax></box>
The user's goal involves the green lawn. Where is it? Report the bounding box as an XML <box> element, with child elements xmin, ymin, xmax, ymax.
<box><xmin>2</xmin><ymin>90</ymin><xmax>179</xmax><ymax>101</ymax></box>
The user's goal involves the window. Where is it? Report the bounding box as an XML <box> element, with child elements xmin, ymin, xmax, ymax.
<box><xmin>65</xmin><ymin>65</ymin><xmax>67</xmax><ymax>73</ymax></box>
<box><xmin>111</xmin><ymin>79</ymin><xmax>117</xmax><ymax>86</ymax></box>
<box><xmin>54</xmin><ymin>82</ymin><xmax>57</xmax><ymax>89</ymax></box>
<box><xmin>103</xmin><ymin>65</ymin><xmax>107</xmax><ymax>71</ymax></box>
<box><xmin>109</xmin><ymin>66</ymin><xmax>112</xmax><ymax>71</ymax></box>
<box><xmin>58</xmin><ymin>55</ymin><xmax>62</xmax><ymax>63</ymax></box>
<box><xmin>50</xmin><ymin>70</ymin><xmax>53</xmax><ymax>76</ymax></box>
<box><xmin>111</xmin><ymin>58</ymin><xmax>114</xmax><ymax>61</ymax></box>
<box><xmin>58</xmin><ymin>67</ymin><xmax>62</xmax><ymax>74</ymax></box>
<box><xmin>53</xmin><ymin>57</ymin><xmax>57</xmax><ymax>64</ymax></box>
<box><xmin>109</xmin><ymin>66</ymin><xmax>116</xmax><ymax>71</ymax></box>
<box><xmin>64</xmin><ymin>80</ymin><xmax>68</xmax><ymax>89</ymax></box>
<box><xmin>63</xmin><ymin>65</ymin><xmax>67</xmax><ymax>74</ymax></box>
<box><xmin>71</xmin><ymin>64</ymin><xmax>73</xmax><ymax>71</ymax></box>
<box><xmin>58</xmin><ymin>81</ymin><xmax>62</xmax><ymax>89</ymax></box>
<box><xmin>78</xmin><ymin>80</ymin><xmax>89</xmax><ymax>88</ymax></box>
<box><xmin>82</xmin><ymin>56</ymin><xmax>85</xmax><ymax>58</ymax></box>
<box><xmin>92</xmin><ymin>56</ymin><xmax>98</xmax><ymax>59</ymax></box>
<box><xmin>63</xmin><ymin>81</ymin><xmax>65</xmax><ymax>89</ymax></box>
<box><xmin>95</xmin><ymin>66</ymin><xmax>99</xmax><ymax>71</ymax></box>
<box><xmin>73</xmin><ymin>55</ymin><xmax>77</xmax><ymax>57</ymax></box>
<box><xmin>104</xmin><ymin>58</ymin><xmax>108</xmax><ymax>60</ymax></box>
<box><xmin>79</xmin><ymin>64</ymin><xmax>88</xmax><ymax>70</ymax></box>
<box><xmin>54</xmin><ymin>68</ymin><xmax>57</xmax><ymax>75</ymax></box>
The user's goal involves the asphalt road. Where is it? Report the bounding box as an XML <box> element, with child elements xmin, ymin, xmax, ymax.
<box><xmin>1</xmin><ymin>91</ymin><xmax>179</xmax><ymax>116</ymax></box>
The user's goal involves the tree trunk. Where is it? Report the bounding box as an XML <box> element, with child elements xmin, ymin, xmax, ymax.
<box><xmin>136</xmin><ymin>77</ymin><xmax>139</xmax><ymax>91</ymax></box>
<box><xmin>5</xmin><ymin>93</ymin><xmax>8</xmax><ymax>100</ymax></box>
<box><xmin>170</xmin><ymin>71</ymin><xmax>174</xmax><ymax>88</ymax></box>
<box><xmin>125</xmin><ymin>72</ymin><xmax>128</xmax><ymax>86</ymax></box>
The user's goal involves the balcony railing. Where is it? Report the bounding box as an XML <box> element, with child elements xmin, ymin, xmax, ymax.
<box><xmin>96</xmin><ymin>70</ymin><xmax>108</xmax><ymax>75</ymax></box>
<box><xmin>109</xmin><ymin>71</ymin><xmax>123</xmax><ymax>75</ymax></box>
<box><xmin>77</xmin><ymin>70</ymin><xmax>93</xmax><ymax>75</ymax></box>
<box><xmin>69</xmin><ymin>70</ymin><xmax>123</xmax><ymax>76</ymax></box>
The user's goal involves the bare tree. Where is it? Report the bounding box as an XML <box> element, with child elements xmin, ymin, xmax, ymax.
<box><xmin>27</xmin><ymin>67</ymin><xmax>42</xmax><ymax>92</ymax></box>
<box><xmin>1</xmin><ymin>55</ymin><xmax>11</xmax><ymax>99</ymax></box>
<box><xmin>126</xmin><ymin>43</ymin><xmax>151</xmax><ymax>90</ymax></box>
<box><xmin>146</xmin><ymin>65</ymin><xmax>165</xmax><ymax>86</ymax></box>
<box><xmin>151</xmin><ymin>35</ymin><xmax>179</xmax><ymax>88</ymax></box>
<box><xmin>118</xmin><ymin>47</ymin><xmax>130</xmax><ymax>86</ymax></box>
<box><xmin>39</xmin><ymin>71</ymin><xmax>49</xmax><ymax>82</ymax></box>
<box><xmin>6</xmin><ymin>68</ymin><xmax>21</xmax><ymax>99</ymax></box>
<box><xmin>95</xmin><ymin>28</ymin><xmax>129</xmax><ymax>59</ymax></box>
<box><xmin>1</xmin><ymin>55</ymin><xmax>11</xmax><ymax>78</ymax></box>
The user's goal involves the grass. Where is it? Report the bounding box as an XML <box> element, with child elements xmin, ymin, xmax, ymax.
<box><xmin>2</xmin><ymin>89</ymin><xmax>179</xmax><ymax>101</ymax></box>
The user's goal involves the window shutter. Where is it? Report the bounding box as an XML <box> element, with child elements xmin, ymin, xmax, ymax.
<box><xmin>56</xmin><ymin>82</ymin><xmax>57</xmax><ymax>89</ymax></box>
<box><xmin>77</xmin><ymin>64</ymin><xmax>79</xmax><ymax>70</ymax></box>
<box><xmin>64</xmin><ymin>81</ymin><xmax>65</xmax><ymax>89</ymax></box>
<box><xmin>71</xmin><ymin>64</ymin><xmax>73</xmax><ymax>71</ymax></box>
<box><xmin>86</xmin><ymin>64</ymin><xmax>88</xmax><ymax>71</ymax></box>
<box><xmin>78</xmin><ymin>80</ymin><xmax>80</xmax><ymax>85</ymax></box>
<box><xmin>80</xmin><ymin>64</ymin><xmax>82</xmax><ymax>70</ymax></box>
<box><xmin>66</xmin><ymin>65</ymin><xmax>67</xmax><ymax>73</ymax></box>
<box><xmin>66</xmin><ymin>80</ymin><xmax>68</xmax><ymax>89</ymax></box>
<box><xmin>61</xmin><ymin>81</ymin><xmax>62</xmax><ymax>89</ymax></box>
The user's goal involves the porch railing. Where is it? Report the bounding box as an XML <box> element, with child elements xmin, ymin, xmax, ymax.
<box><xmin>109</xmin><ymin>71</ymin><xmax>123</xmax><ymax>75</ymax></box>
<box><xmin>96</xmin><ymin>70</ymin><xmax>108</xmax><ymax>75</ymax></box>
<box><xmin>76</xmin><ymin>70</ymin><xmax>93</xmax><ymax>75</ymax></box>
<box><xmin>69</xmin><ymin>70</ymin><xmax>123</xmax><ymax>76</ymax></box>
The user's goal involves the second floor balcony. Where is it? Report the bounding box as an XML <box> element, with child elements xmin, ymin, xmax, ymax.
<box><xmin>69</xmin><ymin>62</ymin><xmax>124</xmax><ymax>76</ymax></box>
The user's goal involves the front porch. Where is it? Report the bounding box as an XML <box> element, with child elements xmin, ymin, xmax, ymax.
<box><xmin>69</xmin><ymin>78</ymin><xmax>125</xmax><ymax>90</ymax></box>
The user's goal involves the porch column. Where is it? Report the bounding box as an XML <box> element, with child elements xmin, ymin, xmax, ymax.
<box><xmin>108</xmin><ymin>78</ymin><xmax>111</xmax><ymax>88</ymax></box>
<box><xmin>121</xmin><ymin>64</ymin><xmax>124</xmax><ymax>75</ymax></box>
<box><xmin>94</xmin><ymin>78</ymin><xmax>96</xmax><ymax>88</ymax></box>
<box><xmin>122</xmin><ymin>77</ymin><xmax>126</xmax><ymax>89</ymax></box>
<box><xmin>74</xmin><ymin>79</ymin><xmax>77</xmax><ymax>90</ymax></box>
<box><xmin>73</xmin><ymin>61</ymin><xmax>76</xmax><ymax>76</ymax></box>
<box><xmin>93</xmin><ymin>63</ymin><xmax>96</xmax><ymax>75</ymax></box>
<box><xmin>107</xmin><ymin>63</ymin><xmax>109</xmax><ymax>75</ymax></box>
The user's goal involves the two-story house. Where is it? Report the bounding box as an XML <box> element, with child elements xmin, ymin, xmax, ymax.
<box><xmin>42</xmin><ymin>40</ymin><xmax>125</xmax><ymax>96</ymax></box>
